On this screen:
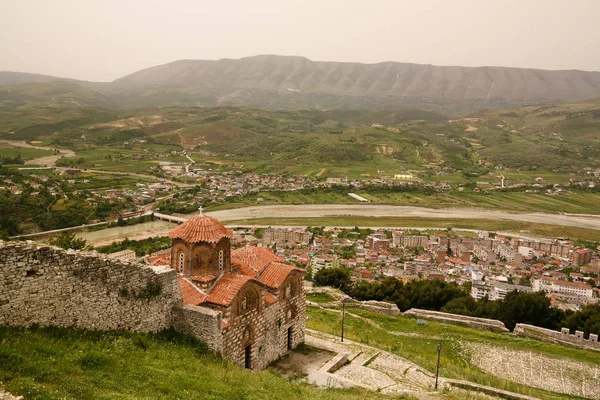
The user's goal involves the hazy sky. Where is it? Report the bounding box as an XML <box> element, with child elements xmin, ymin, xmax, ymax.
<box><xmin>1</xmin><ymin>0</ymin><xmax>599</xmax><ymax>81</ymax></box>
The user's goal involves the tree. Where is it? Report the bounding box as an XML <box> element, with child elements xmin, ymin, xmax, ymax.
<box><xmin>50</xmin><ymin>232</ymin><xmax>87</xmax><ymax>250</ymax></box>
<box><xmin>498</xmin><ymin>291</ymin><xmax>564</xmax><ymax>331</ymax></box>
<box><xmin>441</xmin><ymin>296</ymin><xmax>476</xmax><ymax>316</ymax></box>
<box><xmin>563</xmin><ymin>304</ymin><xmax>600</xmax><ymax>337</ymax></box>
<box><xmin>313</xmin><ymin>268</ymin><xmax>352</xmax><ymax>291</ymax></box>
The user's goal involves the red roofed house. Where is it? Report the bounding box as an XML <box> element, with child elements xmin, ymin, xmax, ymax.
<box><xmin>162</xmin><ymin>211</ymin><xmax>306</xmax><ymax>370</ymax></box>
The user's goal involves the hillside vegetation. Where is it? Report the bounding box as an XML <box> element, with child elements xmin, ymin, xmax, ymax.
<box><xmin>0</xmin><ymin>326</ymin><xmax>400</xmax><ymax>400</ymax></box>
<box><xmin>4</xmin><ymin>101</ymin><xmax>598</xmax><ymax>177</ymax></box>
<box><xmin>0</xmin><ymin>82</ymin><xmax>114</xmax><ymax>108</ymax></box>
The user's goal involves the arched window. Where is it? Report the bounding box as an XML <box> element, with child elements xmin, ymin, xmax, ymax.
<box><xmin>178</xmin><ymin>252</ymin><xmax>185</xmax><ymax>273</ymax></box>
<box><xmin>239</xmin><ymin>290</ymin><xmax>258</xmax><ymax>315</ymax></box>
<box><xmin>285</xmin><ymin>284</ymin><xmax>292</xmax><ymax>298</ymax></box>
<box><xmin>218</xmin><ymin>249</ymin><xmax>224</xmax><ymax>272</ymax></box>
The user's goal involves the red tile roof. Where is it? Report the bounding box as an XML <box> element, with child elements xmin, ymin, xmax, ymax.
<box><xmin>204</xmin><ymin>273</ymin><xmax>253</xmax><ymax>306</ymax></box>
<box><xmin>264</xmin><ymin>292</ymin><xmax>278</xmax><ymax>305</ymax></box>
<box><xmin>168</xmin><ymin>214</ymin><xmax>232</xmax><ymax>244</ymax></box>
<box><xmin>178</xmin><ymin>277</ymin><xmax>207</xmax><ymax>305</ymax></box>
<box><xmin>221</xmin><ymin>320</ymin><xmax>230</xmax><ymax>329</ymax></box>
<box><xmin>231</xmin><ymin>246</ymin><xmax>284</xmax><ymax>276</ymax></box>
<box><xmin>554</xmin><ymin>280</ymin><xmax>592</xmax><ymax>289</ymax></box>
<box><xmin>258</xmin><ymin>262</ymin><xmax>305</xmax><ymax>289</ymax></box>
<box><xmin>147</xmin><ymin>252</ymin><xmax>171</xmax><ymax>266</ymax></box>
<box><xmin>233</xmin><ymin>261</ymin><xmax>258</xmax><ymax>278</ymax></box>
<box><xmin>191</xmin><ymin>275</ymin><xmax>216</xmax><ymax>283</ymax></box>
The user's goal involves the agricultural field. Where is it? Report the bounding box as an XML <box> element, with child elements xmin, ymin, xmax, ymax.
<box><xmin>0</xmin><ymin>144</ymin><xmax>56</xmax><ymax>161</ymax></box>
<box><xmin>1</xmin><ymin>102</ymin><xmax>599</xmax><ymax>182</ymax></box>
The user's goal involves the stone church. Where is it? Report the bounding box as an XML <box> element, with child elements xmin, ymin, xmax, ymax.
<box><xmin>151</xmin><ymin>211</ymin><xmax>306</xmax><ymax>370</ymax></box>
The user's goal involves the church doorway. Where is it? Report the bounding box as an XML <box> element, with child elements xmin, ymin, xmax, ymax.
<box><xmin>287</xmin><ymin>327</ymin><xmax>293</xmax><ymax>350</ymax></box>
<box><xmin>244</xmin><ymin>345</ymin><xmax>251</xmax><ymax>369</ymax></box>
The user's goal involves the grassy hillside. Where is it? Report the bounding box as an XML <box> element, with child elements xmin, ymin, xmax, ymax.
<box><xmin>2</xmin><ymin>307</ymin><xmax>597</xmax><ymax>400</ymax></box>
<box><xmin>0</xmin><ymin>82</ymin><xmax>114</xmax><ymax>108</ymax></box>
<box><xmin>0</xmin><ymin>326</ymin><xmax>399</xmax><ymax>400</ymax></box>
<box><xmin>3</xmin><ymin>102</ymin><xmax>599</xmax><ymax>176</ymax></box>
<box><xmin>306</xmin><ymin>304</ymin><xmax>598</xmax><ymax>400</ymax></box>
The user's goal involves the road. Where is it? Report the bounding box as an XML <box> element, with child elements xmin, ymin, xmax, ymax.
<box><xmin>202</xmin><ymin>204</ymin><xmax>600</xmax><ymax>230</ymax></box>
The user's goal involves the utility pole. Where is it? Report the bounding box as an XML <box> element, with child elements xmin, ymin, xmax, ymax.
<box><xmin>341</xmin><ymin>300</ymin><xmax>345</xmax><ymax>342</ymax></box>
<box><xmin>435</xmin><ymin>342</ymin><xmax>442</xmax><ymax>390</ymax></box>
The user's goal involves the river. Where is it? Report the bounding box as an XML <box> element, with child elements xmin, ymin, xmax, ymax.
<box><xmin>77</xmin><ymin>221</ymin><xmax>176</xmax><ymax>246</ymax></box>
<box><xmin>75</xmin><ymin>204</ymin><xmax>600</xmax><ymax>247</ymax></box>
<box><xmin>0</xmin><ymin>139</ymin><xmax>76</xmax><ymax>166</ymax></box>
<box><xmin>200</xmin><ymin>204</ymin><xmax>600</xmax><ymax>230</ymax></box>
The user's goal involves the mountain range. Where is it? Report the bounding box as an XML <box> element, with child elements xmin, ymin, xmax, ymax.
<box><xmin>2</xmin><ymin>55</ymin><xmax>600</xmax><ymax>113</ymax></box>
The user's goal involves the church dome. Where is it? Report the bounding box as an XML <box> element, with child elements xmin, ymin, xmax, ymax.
<box><xmin>168</xmin><ymin>214</ymin><xmax>232</xmax><ymax>244</ymax></box>
<box><xmin>231</xmin><ymin>246</ymin><xmax>284</xmax><ymax>275</ymax></box>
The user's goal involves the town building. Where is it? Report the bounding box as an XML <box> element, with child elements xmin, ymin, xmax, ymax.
<box><xmin>107</xmin><ymin>249</ymin><xmax>137</xmax><ymax>261</ymax></box>
<box><xmin>534</xmin><ymin>279</ymin><xmax>594</xmax><ymax>299</ymax></box>
<box><xmin>471</xmin><ymin>280</ymin><xmax>531</xmax><ymax>300</ymax></box>
<box><xmin>262</xmin><ymin>228</ymin><xmax>312</xmax><ymax>246</ymax></box>
<box><xmin>309</xmin><ymin>254</ymin><xmax>340</xmax><ymax>277</ymax></box>
<box><xmin>367</xmin><ymin>236</ymin><xmax>390</xmax><ymax>251</ymax></box>
<box><xmin>392</xmin><ymin>232</ymin><xmax>428</xmax><ymax>248</ymax></box>
<box><xmin>572</xmin><ymin>249</ymin><xmax>593</xmax><ymax>266</ymax></box>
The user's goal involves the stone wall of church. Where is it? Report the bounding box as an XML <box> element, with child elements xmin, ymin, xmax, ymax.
<box><xmin>172</xmin><ymin>304</ymin><xmax>224</xmax><ymax>353</ymax></box>
<box><xmin>221</xmin><ymin>287</ymin><xmax>306</xmax><ymax>370</ymax></box>
<box><xmin>0</xmin><ymin>241</ymin><xmax>181</xmax><ymax>332</ymax></box>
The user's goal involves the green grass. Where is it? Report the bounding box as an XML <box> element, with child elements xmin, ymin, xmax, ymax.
<box><xmin>226</xmin><ymin>216</ymin><xmax>600</xmax><ymax>241</ymax></box>
<box><xmin>307</xmin><ymin>306</ymin><xmax>596</xmax><ymax>400</ymax></box>
<box><xmin>0</xmin><ymin>326</ymin><xmax>403</xmax><ymax>400</ymax></box>
<box><xmin>306</xmin><ymin>293</ymin><xmax>336</xmax><ymax>304</ymax></box>
<box><xmin>0</xmin><ymin>145</ymin><xmax>55</xmax><ymax>160</ymax></box>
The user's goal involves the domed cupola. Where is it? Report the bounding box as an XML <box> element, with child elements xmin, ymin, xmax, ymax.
<box><xmin>168</xmin><ymin>209</ymin><xmax>233</xmax><ymax>278</ymax></box>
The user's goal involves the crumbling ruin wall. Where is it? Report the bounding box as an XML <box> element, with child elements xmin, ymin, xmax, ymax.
<box><xmin>404</xmin><ymin>308</ymin><xmax>509</xmax><ymax>332</ymax></box>
<box><xmin>513</xmin><ymin>324</ymin><xmax>600</xmax><ymax>351</ymax></box>
<box><xmin>0</xmin><ymin>241</ymin><xmax>181</xmax><ymax>332</ymax></box>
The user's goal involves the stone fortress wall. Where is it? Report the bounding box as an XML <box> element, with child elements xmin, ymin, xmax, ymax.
<box><xmin>514</xmin><ymin>323</ymin><xmax>600</xmax><ymax>352</ymax></box>
<box><xmin>0</xmin><ymin>241</ymin><xmax>181</xmax><ymax>332</ymax></box>
<box><xmin>403</xmin><ymin>308</ymin><xmax>509</xmax><ymax>332</ymax></box>
<box><xmin>307</xmin><ymin>286</ymin><xmax>401</xmax><ymax>315</ymax></box>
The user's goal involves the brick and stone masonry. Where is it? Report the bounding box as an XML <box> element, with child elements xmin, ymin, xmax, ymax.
<box><xmin>1</xmin><ymin>212</ymin><xmax>307</xmax><ymax>372</ymax></box>
<box><xmin>0</xmin><ymin>241</ymin><xmax>181</xmax><ymax>332</ymax></box>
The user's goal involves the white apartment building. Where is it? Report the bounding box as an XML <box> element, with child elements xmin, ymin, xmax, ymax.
<box><xmin>534</xmin><ymin>279</ymin><xmax>594</xmax><ymax>299</ymax></box>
